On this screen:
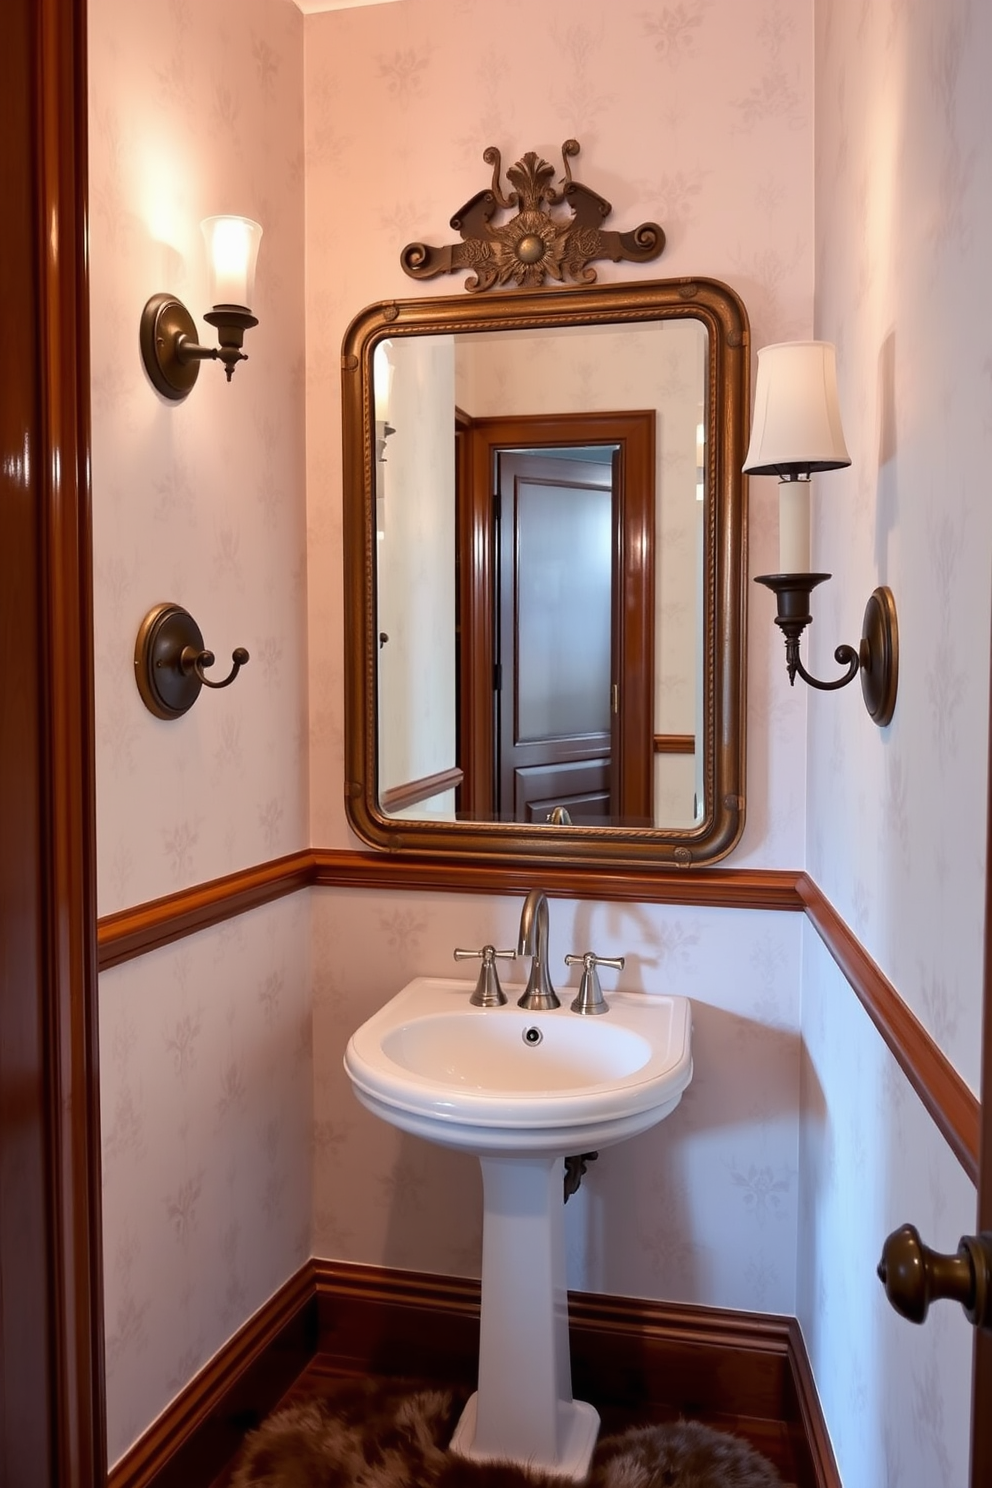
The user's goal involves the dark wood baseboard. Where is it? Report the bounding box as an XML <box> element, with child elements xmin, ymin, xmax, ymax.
<box><xmin>111</xmin><ymin>1259</ymin><xmax>840</xmax><ymax>1488</ymax></box>
<box><xmin>784</xmin><ymin>1317</ymin><xmax>843</xmax><ymax>1488</ymax></box>
<box><xmin>314</xmin><ymin>1260</ymin><xmax>839</xmax><ymax>1487</ymax></box>
<box><xmin>107</xmin><ymin>1265</ymin><xmax>317</xmax><ymax>1488</ymax></box>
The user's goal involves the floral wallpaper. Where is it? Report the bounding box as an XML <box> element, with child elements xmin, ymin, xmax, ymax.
<box><xmin>303</xmin><ymin>0</ymin><xmax>815</xmax><ymax>870</ymax></box>
<box><xmin>99</xmin><ymin>897</ymin><xmax>312</xmax><ymax>1463</ymax></box>
<box><xmin>798</xmin><ymin>937</ymin><xmax>974</xmax><ymax>1488</ymax></box>
<box><xmin>88</xmin><ymin>0</ymin><xmax>309</xmax><ymax>916</ymax></box>
<box><xmin>84</xmin><ymin>0</ymin><xmax>990</xmax><ymax>1478</ymax></box>
<box><xmin>798</xmin><ymin>0</ymin><xmax>991</xmax><ymax>1481</ymax></box>
<box><xmin>87</xmin><ymin>0</ymin><xmax>311</xmax><ymax>1465</ymax></box>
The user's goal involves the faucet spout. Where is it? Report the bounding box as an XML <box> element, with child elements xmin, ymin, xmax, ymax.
<box><xmin>517</xmin><ymin>889</ymin><xmax>560</xmax><ymax>1010</ymax></box>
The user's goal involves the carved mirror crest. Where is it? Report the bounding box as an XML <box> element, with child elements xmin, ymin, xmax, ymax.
<box><xmin>400</xmin><ymin>140</ymin><xmax>666</xmax><ymax>294</ymax></box>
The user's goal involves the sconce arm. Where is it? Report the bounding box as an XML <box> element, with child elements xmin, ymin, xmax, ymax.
<box><xmin>140</xmin><ymin>294</ymin><xmax>258</xmax><ymax>397</ymax></box>
<box><xmin>754</xmin><ymin>574</ymin><xmax>898</xmax><ymax>726</ymax></box>
<box><xmin>786</xmin><ymin>640</ymin><xmax>861</xmax><ymax>691</ymax></box>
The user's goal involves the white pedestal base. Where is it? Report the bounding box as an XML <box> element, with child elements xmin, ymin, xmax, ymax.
<box><xmin>450</xmin><ymin>1392</ymin><xmax>600</xmax><ymax>1480</ymax></box>
<box><xmin>448</xmin><ymin>1153</ymin><xmax>600</xmax><ymax>1480</ymax></box>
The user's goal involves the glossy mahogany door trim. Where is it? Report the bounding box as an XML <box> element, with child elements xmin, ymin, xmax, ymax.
<box><xmin>969</xmin><ymin>646</ymin><xmax>992</xmax><ymax>1487</ymax></box>
<box><xmin>797</xmin><ymin>874</ymin><xmax>980</xmax><ymax>1183</ymax></box>
<box><xmin>96</xmin><ymin>850</ymin><xmax>314</xmax><ymax>970</ymax></box>
<box><xmin>1</xmin><ymin>0</ymin><xmax>105</xmax><ymax>1480</ymax></box>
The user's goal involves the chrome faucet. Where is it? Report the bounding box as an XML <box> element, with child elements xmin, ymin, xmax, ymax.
<box><xmin>516</xmin><ymin>889</ymin><xmax>560</xmax><ymax>1010</ymax></box>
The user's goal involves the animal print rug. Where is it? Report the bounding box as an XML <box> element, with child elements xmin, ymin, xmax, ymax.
<box><xmin>230</xmin><ymin>1377</ymin><xmax>791</xmax><ymax>1487</ymax></box>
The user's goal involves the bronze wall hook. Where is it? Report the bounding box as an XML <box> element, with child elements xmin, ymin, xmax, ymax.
<box><xmin>135</xmin><ymin>603</ymin><xmax>250</xmax><ymax>719</ymax></box>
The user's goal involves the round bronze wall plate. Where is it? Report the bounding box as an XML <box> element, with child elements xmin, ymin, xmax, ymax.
<box><xmin>860</xmin><ymin>585</ymin><xmax>898</xmax><ymax>727</ymax></box>
<box><xmin>134</xmin><ymin>602</ymin><xmax>206</xmax><ymax>718</ymax></box>
<box><xmin>139</xmin><ymin>293</ymin><xmax>200</xmax><ymax>401</ymax></box>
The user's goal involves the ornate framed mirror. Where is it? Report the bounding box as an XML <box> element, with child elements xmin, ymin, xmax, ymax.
<box><xmin>341</xmin><ymin>276</ymin><xmax>749</xmax><ymax>870</ymax></box>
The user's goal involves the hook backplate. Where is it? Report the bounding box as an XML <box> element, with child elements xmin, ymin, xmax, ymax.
<box><xmin>135</xmin><ymin>602</ymin><xmax>206</xmax><ymax>718</ymax></box>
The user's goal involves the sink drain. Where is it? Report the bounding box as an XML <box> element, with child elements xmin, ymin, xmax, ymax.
<box><xmin>522</xmin><ymin>1026</ymin><xmax>543</xmax><ymax>1046</ymax></box>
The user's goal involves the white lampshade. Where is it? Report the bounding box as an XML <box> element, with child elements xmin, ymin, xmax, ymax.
<box><xmin>743</xmin><ymin>341</ymin><xmax>851</xmax><ymax>477</ymax></box>
<box><xmin>201</xmin><ymin>215</ymin><xmax>263</xmax><ymax>310</ymax></box>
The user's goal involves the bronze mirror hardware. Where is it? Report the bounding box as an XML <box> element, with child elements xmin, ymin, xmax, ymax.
<box><xmin>135</xmin><ymin>602</ymin><xmax>250</xmax><ymax>719</ymax></box>
<box><xmin>342</xmin><ymin>275</ymin><xmax>750</xmax><ymax>871</ymax></box>
<box><xmin>401</xmin><ymin>140</ymin><xmax>665</xmax><ymax>293</ymax></box>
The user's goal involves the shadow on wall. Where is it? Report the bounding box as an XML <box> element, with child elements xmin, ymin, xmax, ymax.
<box><xmin>380</xmin><ymin>1130</ymin><xmax>483</xmax><ymax>1278</ymax></box>
<box><xmin>566</xmin><ymin>1006</ymin><xmax>800</xmax><ymax>1308</ymax></box>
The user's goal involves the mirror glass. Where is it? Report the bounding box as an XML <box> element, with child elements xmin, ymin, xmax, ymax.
<box><xmin>342</xmin><ymin>278</ymin><xmax>749</xmax><ymax>869</ymax></box>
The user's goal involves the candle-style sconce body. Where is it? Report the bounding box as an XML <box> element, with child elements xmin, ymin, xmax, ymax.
<box><xmin>139</xmin><ymin>215</ymin><xmax>262</xmax><ymax>401</ymax></box>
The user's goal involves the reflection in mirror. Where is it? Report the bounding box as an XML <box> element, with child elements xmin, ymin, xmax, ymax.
<box><xmin>375</xmin><ymin>319</ymin><xmax>707</xmax><ymax>829</ymax></box>
<box><xmin>342</xmin><ymin>278</ymin><xmax>749</xmax><ymax>869</ymax></box>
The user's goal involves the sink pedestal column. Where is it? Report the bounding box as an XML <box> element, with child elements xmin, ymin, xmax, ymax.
<box><xmin>449</xmin><ymin>1153</ymin><xmax>599</xmax><ymax>1480</ymax></box>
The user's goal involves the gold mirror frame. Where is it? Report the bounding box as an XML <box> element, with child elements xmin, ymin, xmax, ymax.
<box><xmin>342</xmin><ymin>276</ymin><xmax>749</xmax><ymax>870</ymax></box>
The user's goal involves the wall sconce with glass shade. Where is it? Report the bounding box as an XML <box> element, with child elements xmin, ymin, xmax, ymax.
<box><xmin>745</xmin><ymin>340</ymin><xmax>898</xmax><ymax>726</ymax></box>
<box><xmin>140</xmin><ymin>215</ymin><xmax>263</xmax><ymax>401</ymax></box>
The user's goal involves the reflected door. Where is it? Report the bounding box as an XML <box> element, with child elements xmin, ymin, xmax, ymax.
<box><xmin>496</xmin><ymin>451</ymin><xmax>613</xmax><ymax>823</ymax></box>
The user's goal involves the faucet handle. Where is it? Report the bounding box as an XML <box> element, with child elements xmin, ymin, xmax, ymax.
<box><xmin>454</xmin><ymin>944</ymin><xmax>515</xmax><ymax>1007</ymax></box>
<box><xmin>564</xmin><ymin>951</ymin><xmax>625</xmax><ymax>1015</ymax></box>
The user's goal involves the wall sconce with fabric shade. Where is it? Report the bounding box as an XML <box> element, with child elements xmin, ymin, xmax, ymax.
<box><xmin>746</xmin><ymin>340</ymin><xmax>898</xmax><ymax>726</ymax></box>
<box><xmin>373</xmin><ymin>339</ymin><xmax>396</xmax><ymax>462</ymax></box>
<box><xmin>373</xmin><ymin>340</ymin><xmax>395</xmax><ymax>539</ymax></box>
<box><xmin>140</xmin><ymin>215</ymin><xmax>262</xmax><ymax>401</ymax></box>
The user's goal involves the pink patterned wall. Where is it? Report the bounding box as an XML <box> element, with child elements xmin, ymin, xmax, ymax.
<box><xmin>304</xmin><ymin>0</ymin><xmax>815</xmax><ymax>864</ymax></box>
<box><xmin>86</xmin><ymin>0</ymin><xmax>989</xmax><ymax>1477</ymax></box>
<box><xmin>797</xmin><ymin>0</ymin><xmax>991</xmax><ymax>1481</ymax></box>
<box><xmin>88</xmin><ymin>0</ymin><xmax>311</xmax><ymax>1463</ymax></box>
<box><xmin>303</xmin><ymin>0</ymin><xmax>812</xmax><ymax>1422</ymax></box>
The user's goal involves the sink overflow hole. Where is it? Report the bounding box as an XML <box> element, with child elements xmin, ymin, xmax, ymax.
<box><xmin>523</xmin><ymin>1026</ymin><xmax>543</xmax><ymax>1046</ymax></box>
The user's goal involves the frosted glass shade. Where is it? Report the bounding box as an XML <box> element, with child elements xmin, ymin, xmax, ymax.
<box><xmin>201</xmin><ymin>215</ymin><xmax>263</xmax><ymax>310</ymax></box>
<box><xmin>743</xmin><ymin>341</ymin><xmax>851</xmax><ymax>477</ymax></box>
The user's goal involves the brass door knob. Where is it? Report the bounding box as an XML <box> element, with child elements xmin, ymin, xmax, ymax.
<box><xmin>877</xmin><ymin>1223</ymin><xmax>992</xmax><ymax>1328</ymax></box>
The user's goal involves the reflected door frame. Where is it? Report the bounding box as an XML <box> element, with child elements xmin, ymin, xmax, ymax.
<box><xmin>456</xmin><ymin>409</ymin><xmax>655</xmax><ymax>824</ymax></box>
<box><xmin>495</xmin><ymin>448</ymin><xmax>615</xmax><ymax>824</ymax></box>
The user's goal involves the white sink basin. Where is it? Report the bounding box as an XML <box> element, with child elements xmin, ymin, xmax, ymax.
<box><xmin>345</xmin><ymin>976</ymin><xmax>693</xmax><ymax>1156</ymax></box>
<box><xmin>344</xmin><ymin>973</ymin><xmax>693</xmax><ymax>1479</ymax></box>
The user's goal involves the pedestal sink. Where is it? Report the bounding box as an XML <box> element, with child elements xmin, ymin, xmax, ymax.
<box><xmin>344</xmin><ymin>976</ymin><xmax>693</xmax><ymax>1480</ymax></box>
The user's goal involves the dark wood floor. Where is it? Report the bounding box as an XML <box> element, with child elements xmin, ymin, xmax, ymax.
<box><xmin>214</xmin><ymin>1353</ymin><xmax>811</xmax><ymax>1486</ymax></box>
